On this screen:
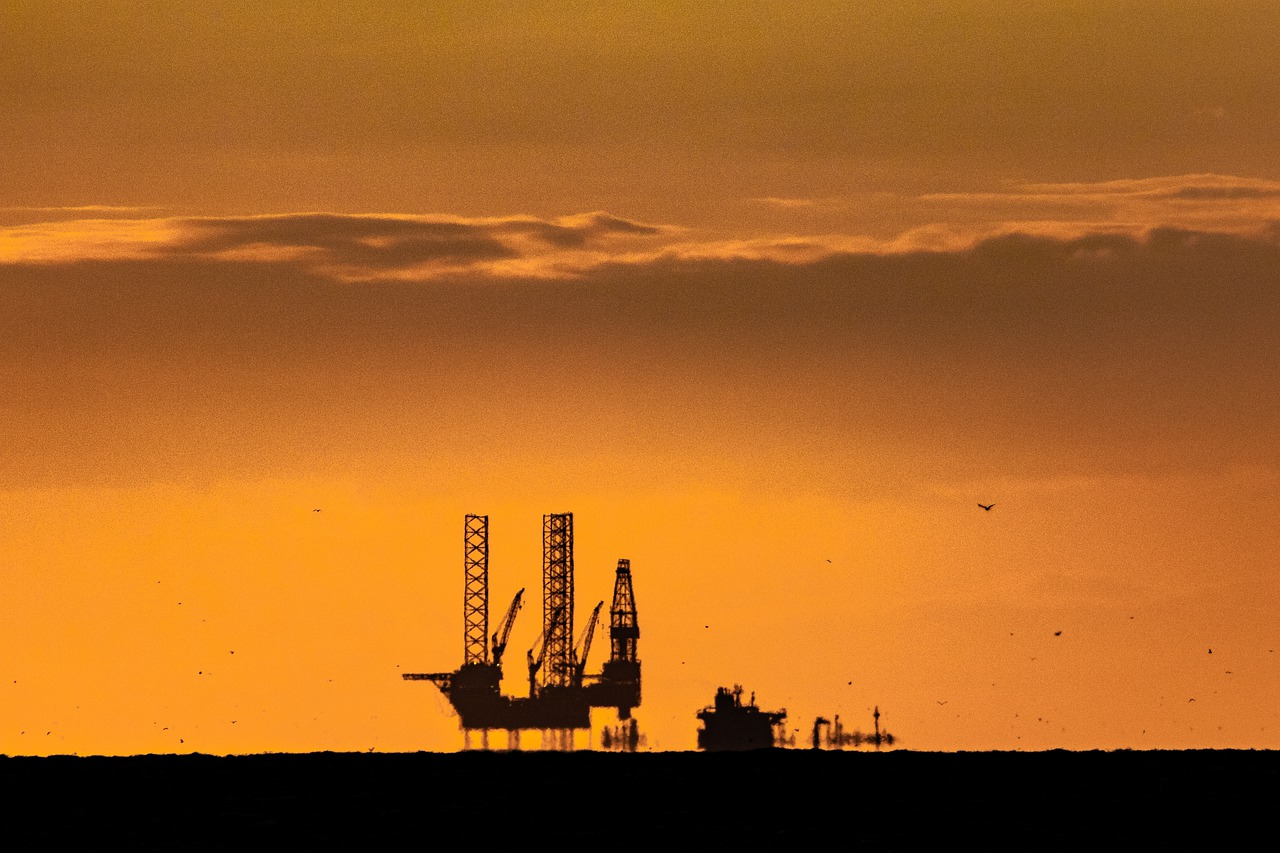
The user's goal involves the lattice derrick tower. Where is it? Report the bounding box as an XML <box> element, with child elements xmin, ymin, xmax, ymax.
<box><xmin>463</xmin><ymin>514</ymin><xmax>490</xmax><ymax>665</ymax></box>
<box><xmin>541</xmin><ymin>513</ymin><xmax>574</xmax><ymax>687</ymax></box>
<box><xmin>609</xmin><ymin>558</ymin><xmax>639</xmax><ymax>663</ymax></box>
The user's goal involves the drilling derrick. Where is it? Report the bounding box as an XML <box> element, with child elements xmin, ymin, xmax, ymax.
<box><xmin>589</xmin><ymin>558</ymin><xmax>642</xmax><ymax>718</ymax></box>
<box><xmin>609</xmin><ymin>559</ymin><xmax>639</xmax><ymax>664</ymax></box>
<box><xmin>540</xmin><ymin>513</ymin><xmax>574</xmax><ymax>690</ymax></box>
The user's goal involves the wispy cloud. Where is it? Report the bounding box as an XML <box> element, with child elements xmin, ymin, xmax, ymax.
<box><xmin>751</xmin><ymin>196</ymin><xmax>821</xmax><ymax>209</ymax></box>
<box><xmin>0</xmin><ymin>210</ymin><xmax>669</xmax><ymax>280</ymax></box>
<box><xmin>3</xmin><ymin>176</ymin><xmax>1279</xmax><ymax>281</ymax></box>
<box><xmin>0</xmin><ymin>218</ymin><xmax>189</xmax><ymax>264</ymax></box>
<box><xmin>0</xmin><ymin>205</ymin><xmax>167</xmax><ymax>213</ymax></box>
<box><xmin>919</xmin><ymin>174</ymin><xmax>1280</xmax><ymax>234</ymax></box>
<box><xmin>1011</xmin><ymin>175</ymin><xmax>1280</xmax><ymax>199</ymax></box>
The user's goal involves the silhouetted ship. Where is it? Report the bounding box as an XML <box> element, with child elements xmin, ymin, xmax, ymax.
<box><xmin>696</xmin><ymin>685</ymin><xmax>786</xmax><ymax>751</ymax></box>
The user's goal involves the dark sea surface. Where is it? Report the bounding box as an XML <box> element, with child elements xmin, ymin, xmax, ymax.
<box><xmin>2</xmin><ymin>749</ymin><xmax>1276</xmax><ymax>849</ymax></box>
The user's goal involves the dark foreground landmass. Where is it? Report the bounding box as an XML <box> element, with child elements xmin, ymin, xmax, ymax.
<box><xmin>2</xmin><ymin>749</ymin><xmax>1276</xmax><ymax>849</ymax></box>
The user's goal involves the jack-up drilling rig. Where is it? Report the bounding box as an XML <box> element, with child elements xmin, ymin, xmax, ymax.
<box><xmin>402</xmin><ymin>513</ymin><xmax>641</xmax><ymax>737</ymax></box>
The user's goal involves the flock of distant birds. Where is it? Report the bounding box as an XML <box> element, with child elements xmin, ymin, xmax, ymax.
<box><xmin>22</xmin><ymin>496</ymin><xmax>1242</xmax><ymax>749</ymax></box>
<box><xmin>264</xmin><ymin>499</ymin><xmax>1265</xmax><ymax>727</ymax></box>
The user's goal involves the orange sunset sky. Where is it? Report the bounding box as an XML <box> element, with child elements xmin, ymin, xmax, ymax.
<box><xmin>3</xmin><ymin>2</ymin><xmax>1280</xmax><ymax>756</ymax></box>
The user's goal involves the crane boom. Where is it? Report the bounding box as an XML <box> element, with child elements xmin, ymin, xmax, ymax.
<box><xmin>490</xmin><ymin>588</ymin><xmax>524</xmax><ymax>667</ymax></box>
<box><xmin>526</xmin><ymin>603</ymin><xmax>564</xmax><ymax>697</ymax></box>
<box><xmin>572</xmin><ymin>601</ymin><xmax>604</xmax><ymax>687</ymax></box>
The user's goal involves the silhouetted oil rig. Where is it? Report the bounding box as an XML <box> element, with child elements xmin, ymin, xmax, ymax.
<box><xmin>402</xmin><ymin>513</ymin><xmax>641</xmax><ymax>748</ymax></box>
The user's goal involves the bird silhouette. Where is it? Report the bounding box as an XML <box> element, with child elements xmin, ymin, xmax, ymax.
<box><xmin>1054</xmin><ymin>630</ymin><xmax>1062</xmax><ymax>637</ymax></box>
<box><xmin>978</xmin><ymin>503</ymin><xmax>995</xmax><ymax>511</ymax></box>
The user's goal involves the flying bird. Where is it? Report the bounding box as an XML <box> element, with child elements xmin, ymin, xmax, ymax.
<box><xmin>1054</xmin><ymin>631</ymin><xmax>1062</xmax><ymax>637</ymax></box>
<box><xmin>978</xmin><ymin>503</ymin><xmax>995</xmax><ymax>511</ymax></box>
